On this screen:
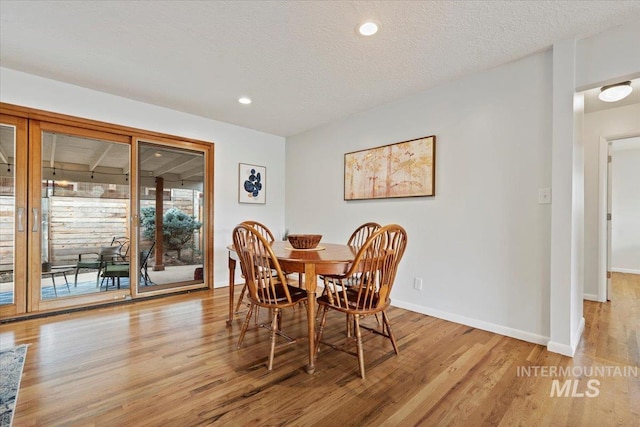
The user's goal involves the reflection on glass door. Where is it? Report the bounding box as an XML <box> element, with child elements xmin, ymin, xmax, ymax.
<box><xmin>32</xmin><ymin>125</ymin><xmax>131</xmax><ymax>310</ymax></box>
<box><xmin>137</xmin><ymin>142</ymin><xmax>205</xmax><ymax>293</ymax></box>
<box><xmin>0</xmin><ymin>116</ymin><xmax>27</xmax><ymax>316</ymax></box>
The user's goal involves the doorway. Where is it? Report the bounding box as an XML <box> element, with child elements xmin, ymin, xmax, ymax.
<box><xmin>599</xmin><ymin>135</ymin><xmax>640</xmax><ymax>301</ymax></box>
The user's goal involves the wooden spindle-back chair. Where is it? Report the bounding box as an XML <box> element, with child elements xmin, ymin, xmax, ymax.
<box><xmin>233</xmin><ymin>223</ymin><xmax>308</xmax><ymax>370</ymax></box>
<box><xmin>315</xmin><ymin>224</ymin><xmax>407</xmax><ymax>379</ymax></box>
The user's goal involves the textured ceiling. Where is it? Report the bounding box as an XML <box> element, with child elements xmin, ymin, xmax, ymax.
<box><xmin>1</xmin><ymin>1</ymin><xmax>640</xmax><ymax>136</ymax></box>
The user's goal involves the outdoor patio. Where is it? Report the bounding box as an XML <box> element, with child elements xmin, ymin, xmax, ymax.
<box><xmin>0</xmin><ymin>264</ymin><xmax>202</xmax><ymax>304</ymax></box>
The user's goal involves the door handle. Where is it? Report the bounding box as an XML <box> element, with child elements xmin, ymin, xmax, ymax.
<box><xmin>17</xmin><ymin>207</ymin><xmax>25</xmax><ymax>232</ymax></box>
<box><xmin>32</xmin><ymin>208</ymin><xmax>39</xmax><ymax>232</ymax></box>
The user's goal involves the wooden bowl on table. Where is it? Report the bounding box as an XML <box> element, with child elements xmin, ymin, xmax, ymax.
<box><xmin>287</xmin><ymin>234</ymin><xmax>322</xmax><ymax>249</ymax></box>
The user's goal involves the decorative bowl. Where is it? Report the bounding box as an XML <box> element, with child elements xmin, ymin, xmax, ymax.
<box><xmin>287</xmin><ymin>234</ymin><xmax>322</xmax><ymax>249</ymax></box>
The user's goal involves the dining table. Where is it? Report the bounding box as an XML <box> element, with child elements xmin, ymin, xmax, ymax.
<box><xmin>227</xmin><ymin>240</ymin><xmax>357</xmax><ymax>374</ymax></box>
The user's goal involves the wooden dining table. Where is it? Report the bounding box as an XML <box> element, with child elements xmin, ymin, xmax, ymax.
<box><xmin>227</xmin><ymin>241</ymin><xmax>357</xmax><ymax>374</ymax></box>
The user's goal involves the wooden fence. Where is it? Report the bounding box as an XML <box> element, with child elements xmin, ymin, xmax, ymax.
<box><xmin>1</xmin><ymin>190</ymin><xmax>199</xmax><ymax>269</ymax></box>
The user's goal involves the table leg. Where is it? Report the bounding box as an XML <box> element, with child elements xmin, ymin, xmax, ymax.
<box><xmin>304</xmin><ymin>263</ymin><xmax>317</xmax><ymax>374</ymax></box>
<box><xmin>227</xmin><ymin>253</ymin><xmax>236</xmax><ymax>326</ymax></box>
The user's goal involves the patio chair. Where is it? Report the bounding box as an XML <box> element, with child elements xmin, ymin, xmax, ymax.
<box><xmin>140</xmin><ymin>241</ymin><xmax>155</xmax><ymax>286</ymax></box>
<box><xmin>110</xmin><ymin>236</ymin><xmax>130</xmax><ymax>261</ymax></box>
<box><xmin>102</xmin><ymin>241</ymin><xmax>156</xmax><ymax>289</ymax></box>
<box><xmin>74</xmin><ymin>245</ymin><xmax>121</xmax><ymax>287</ymax></box>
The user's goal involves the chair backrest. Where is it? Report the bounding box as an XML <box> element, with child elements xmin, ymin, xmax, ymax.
<box><xmin>240</xmin><ymin>220</ymin><xmax>275</xmax><ymax>242</ymax></box>
<box><xmin>328</xmin><ymin>224</ymin><xmax>407</xmax><ymax>313</ymax></box>
<box><xmin>99</xmin><ymin>246</ymin><xmax>121</xmax><ymax>263</ymax></box>
<box><xmin>233</xmin><ymin>223</ymin><xmax>293</xmax><ymax>306</ymax></box>
<box><xmin>111</xmin><ymin>236</ymin><xmax>130</xmax><ymax>261</ymax></box>
<box><xmin>347</xmin><ymin>222</ymin><xmax>381</xmax><ymax>248</ymax></box>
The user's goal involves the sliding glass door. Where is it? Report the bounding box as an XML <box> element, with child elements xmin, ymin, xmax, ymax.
<box><xmin>135</xmin><ymin>140</ymin><xmax>206</xmax><ymax>294</ymax></box>
<box><xmin>0</xmin><ymin>105</ymin><xmax>213</xmax><ymax>319</ymax></box>
<box><xmin>29</xmin><ymin>122</ymin><xmax>133</xmax><ymax>312</ymax></box>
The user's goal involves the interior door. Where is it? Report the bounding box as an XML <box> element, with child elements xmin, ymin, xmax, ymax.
<box><xmin>0</xmin><ymin>115</ymin><xmax>28</xmax><ymax>317</ymax></box>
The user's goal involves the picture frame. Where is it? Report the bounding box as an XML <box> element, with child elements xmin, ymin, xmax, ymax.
<box><xmin>238</xmin><ymin>163</ymin><xmax>266</xmax><ymax>204</ymax></box>
<box><xmin>344</xmin><ymin>135</ymin><xmax>436</xmax><ymax>200</ymax></box>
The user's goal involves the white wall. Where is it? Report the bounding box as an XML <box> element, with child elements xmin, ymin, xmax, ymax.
<box><xmin>611</xmin><ymin>139</ymin><xmax>640</xmax><ymax>273</ymax></box>
<box><xmin>0</xmin><ymin>67</ymin><xmax>287</xmax><ymax>288</ymax></box>
<box><xmin>583</xmin><ymin>104</ymin><xmax>640</xmax><ymax>297</ymax></box>
<box><xmin>286</xmin><ymin>51</ymin><xmax>553</xmax><ymax>344</ymax></box>
<box><xmin>286</xmin><ymin>21</ymin><xmax>640</xmax><ymax>352</ymax></box>
<box><xmin>576</xmin><ymin>21</ymin><xmax>640</xmax><ymax>90</ymax></box>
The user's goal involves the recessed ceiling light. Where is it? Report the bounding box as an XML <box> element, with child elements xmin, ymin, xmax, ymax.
<box><xmin>358</xmin><ymin>21</ymin><xmax>379</xmax><ymax>36</ymax></box>
<box><xmin>598</xmin><ymin>81</ymin><xmax>633</xmax><ymax>102</ymax></box>
<box><xmin>238</xmin><ymin>97</ymin><xmax>252</xmax><ymax>105</ymax></box>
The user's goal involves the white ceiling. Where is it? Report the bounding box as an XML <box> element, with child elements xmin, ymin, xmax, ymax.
<box><xmin>1</xmin><ymin>1</ymin><xmax>640</xmax><ymax>137</ymax></box>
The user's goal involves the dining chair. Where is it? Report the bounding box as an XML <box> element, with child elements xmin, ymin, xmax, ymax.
<box><xmin>315</xmin><ymin>224</ymin><xmax>407</xmax><ymax>379</ymax></box>
<box><xmin>234</xmin><ymin>220</ymin><xmax>276</xmax><ymax>314</ymax></box>
<box><xmin>347</xmin><ymin>222</ymin><xmax>381</xmax><ymax>248</ymax></box>
<box><xmin>319</xmin><ymin>222</ymin><xmax>381</xmax><ymax>330</ymax></box>
<box><xmin>233</xmin><ymin>223</ymin><xmax>308</xmax><ymax>370</ymax></box>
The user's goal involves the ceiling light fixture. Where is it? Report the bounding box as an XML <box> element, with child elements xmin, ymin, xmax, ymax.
<box><xmin>238</xmin><ymin>97</ymin><xmax>252</xmax><ymax>105</ymax></box>
<box><xmin>358</xmin><ymin>21</ymin><xmax>379</xmax><ymax>36</ymax></box>
<box><xmin>598</xmin><ymin>81</ymin><xmax>633</xmax><ymax>103</ymax></box>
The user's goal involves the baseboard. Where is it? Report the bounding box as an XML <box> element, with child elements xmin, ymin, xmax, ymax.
<box><xmin>611</xmin><ymin>268</ymin><xmax>640</xmax><ymax>275</ymax></box>
<box><xmin>583</xmin><ymin>293</ymin><xmax>601</xmax><ymax>302</ymax></box>
<box><xmin>392</xmin><ymin>299</ymin><xmax>549</xmax><ymax>346</ymax></box>
<box><xmin>547</xmin><ymin>316</ymin><xmax>585</xmax><ymax>357</ymax></box>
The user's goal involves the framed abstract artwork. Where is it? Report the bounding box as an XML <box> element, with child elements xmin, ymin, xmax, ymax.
<box><xmin>344</xmin><ymin>135</ymin><xmax>436</xmax><ymax>200</ymax></box>
<box><xmin>238</xmin><ymin>163</ymin><xmax>266</xmax><ymax>204</ymax></box>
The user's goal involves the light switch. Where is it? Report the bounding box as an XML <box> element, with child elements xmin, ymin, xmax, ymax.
<box><xmin>538</xmin><ymin>188</ymin><xmax>551</xmax><ymax>204</ymax></box>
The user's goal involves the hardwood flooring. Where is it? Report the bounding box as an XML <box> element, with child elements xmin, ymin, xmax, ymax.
<box><xmin>0</xmin><ymin>273</ymin><xmax>638</xmax><ymax>426</ymax></box>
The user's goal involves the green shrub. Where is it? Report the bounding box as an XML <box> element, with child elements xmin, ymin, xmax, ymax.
<box><xmin>140</xmin><ymin>206</ymin><xmax>202</xmax><ymax>260</ymax></box>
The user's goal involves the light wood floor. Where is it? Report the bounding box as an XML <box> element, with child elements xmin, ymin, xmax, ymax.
<box><xmin>1</xmin><ymin>274</ymin><xmax>638</xmax><ymax>426</ymax></box>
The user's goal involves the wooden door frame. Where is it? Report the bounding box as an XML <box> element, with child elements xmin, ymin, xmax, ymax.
<box><xmin>0</xmin><ymin>102</ymin><xmax>215</xmax><ymax>319</ymax></box>
<box><xmin>0</xmin><ymin>114</ymin><xmax>28</xmax><ymax>317</ymax></box>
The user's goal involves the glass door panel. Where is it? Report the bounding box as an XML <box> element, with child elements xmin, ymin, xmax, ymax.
<box><xmin>30</xmin><ymin>122</ymin><xmax>132</xmax><ymax>311</ymax></box>
<box><xmin>137</xmin><ymin>141</ymin><xmax>205</xmax><ymax>293</ymax></box>
<box><xmin>0</xmin><ymin>116</ymin><xmax>27</xmax><ymax>317</ymax></box>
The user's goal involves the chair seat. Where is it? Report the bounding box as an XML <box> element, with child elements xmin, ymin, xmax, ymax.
<box><xmin>76</xmin><ymin>261</ymin><xmax>102</xmax><ymax>269</ymax></box>
<box><xmin>103</xmin><ymin>264</ymin><xmax>130</xmax><ymax>277</ymax></box>
<box><xmin>252</xmin><ymin>284</ymin><xmax>307</xmax><ymax>308</ymax></box>
<box><xmin>317</xmin><ymin>290</ymin><xmax>383</xmax><ymax>314</ymax></box>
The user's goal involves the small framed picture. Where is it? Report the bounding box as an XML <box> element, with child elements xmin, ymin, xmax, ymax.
<box><xmin>238</xmin><ymin>163</ymin><xmax>266</xmax><ymax>204</ymax></box>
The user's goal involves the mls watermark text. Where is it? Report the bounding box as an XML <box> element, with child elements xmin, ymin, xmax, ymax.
<box><xmin>516</xmin><ymin>365</ymin><xmax>638</xmax><ymax>398</ymax></box>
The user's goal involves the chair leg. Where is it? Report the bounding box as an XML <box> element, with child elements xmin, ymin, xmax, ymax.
<box><xmin>354</xmin><ymin>315</ymin><xmax>365</xmax><ymax>379</ymax></box>
<box><xmin>382</xmin><ymin>311</ymin><xmax>399</xmax><ymax>355</ymax></box>
<box><xmin>237</xmin><ymin>304</ymin><xmax>254</xmax><ymax>349</ymax></box>
<box><xmin>267</xmin><ymin>308</ymin><xmax>280</xmax><ymax>370</ymax></box>
<box><xmin>62</xmin><ymin>272</ymin><xmax>71</xmax><ymax>293</ymax></box>
<box><xmin>315</xmin><ymin>306</ymin><xmax>329</xmax><ymax>357</ymax></box>
<box><xmin>234</xmin><ymin>284</ymin><xmax>248</xmax><ymax>314</ymax></box>
<box><xmin>51</xmin><ymin>275</ymin><xmax>58</xmax><ymax>297</ymax></box>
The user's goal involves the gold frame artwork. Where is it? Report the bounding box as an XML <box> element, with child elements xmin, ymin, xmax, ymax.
<box><xmin>344</xmin><ymin>135</ymin><xmax>436</xmax><ymax>200</ymax></box>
